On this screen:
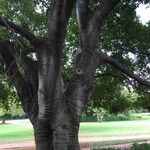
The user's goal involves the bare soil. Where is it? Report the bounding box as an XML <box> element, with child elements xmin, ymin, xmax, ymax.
<box><xmin>1</xmin><ymin>134</ymin><xmax>150</xmax><ymax>150</ymax></box>
<box><xmin>0</xmin><ymin>141</ymin><xmax>90</xmax><ymax>150</ymax></box>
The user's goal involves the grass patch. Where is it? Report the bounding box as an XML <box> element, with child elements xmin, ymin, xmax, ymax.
<box><xmin>0</xmin><ymin>121</ymin><xmax>33</xmax><ymax>143</ymax></box>
<box><xmin>1</xmin><ymin>119</ymin><xmax>150</xmax><ymax>144</ymax></box>
<box><xmin>79</xmin><ymin>120</ymin><xmax>150</xmax><ymax>136</ymax></box>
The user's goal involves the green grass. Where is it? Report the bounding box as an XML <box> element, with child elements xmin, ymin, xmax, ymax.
<box><xmin>0</xmin><ymin>121</ymin><xmax>33</xmax><ymax>143</ymax></box>
<box><xmin>1</xmin><ymin>120</ymin><xmax>150</xmax><ymax>144</ymax></box>
<box><xmin>79</xmin><ymin>120</ymin><xmax>150</xmax><ymax>136</ymax></box>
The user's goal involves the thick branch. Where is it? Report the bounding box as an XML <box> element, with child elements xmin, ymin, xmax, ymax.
<box><xmin>76</xmin><ymin>0</ymin><xmax>90</xmax><ymax>30</ymax></box>
<box><xmin>47</xmin><ymin>0</ymin><xmax>75</xmax><ymax>42</ymax></box>
<box><xmin>0</xmin><ymin>17</ymin><xmax>38</xmax><ymax>45</ymax></box>
<box><xmin>97</xmin><ymin>51</ymin><xmax>150</xmax><ymax>87</ymax></box>
<box><xmin>0</xmin><ymin>40</ymin><xmax>25</xmax><ymax>92</ymax></box>
<box><xmin>92</xmin><ymin>0</ymin><xmax>120</xmax><ymax>27</ymax></box>
<box><xmin>65</xmin><ymin>49</ymin><xmax>101</xmax><ymax>120</ymax></box>
<box><xmin>36</xmin><ymin>1</ymin><xmax>76</xmax><ymax>121</ymax></box>
<box><xmin>76</xmin><ymin>0</ymin><xmax>91</xmax><ymax>47</ymax></box>
<box><xmin>0</xmin><ymin>40</ymin><xmax>38</xmax><ymax>123</ymax></box>
<box><xmin>36</xmin><ymin>0</ymin><xmax>76</xmax><ymax>119</ymax></box>
<box><xmin>47</xmin><ymin>1</ymin><xmax>67</xmax><ymax>37</ymax></box>
<box><xmin>10</xmin><ymin>43</ymin><xmax>38</xmax><ymax>95</ymax></box>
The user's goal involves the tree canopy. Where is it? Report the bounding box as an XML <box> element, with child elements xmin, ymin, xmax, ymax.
<box><xmin>0</xmin><ymin>0</ymin><xmax>150</xmax><ymax>149</ymax></box>
<box><xmin>0</xmin><ymin>0</ymin><xmax>149</xmax><ymax>113</ymax></box>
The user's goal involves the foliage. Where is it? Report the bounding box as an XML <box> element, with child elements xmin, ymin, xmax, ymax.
<box><xmin>92</xmin><ymin>143</ymin><xmax>150</xmax><ymax>150</ymax></box>
<box><xmin>0</xmin><ymin>106</ymin><xmax>26</xmax><ymax>120</ymax></box>
<box><xmin>0</xmin><ymin>0</ymin><xmax>48</xmax><ymax>36</ymax></box>
<box><xmin>131</xmin><ymin>143</ymin><xmax>150</xmax><ymax>150</ymax></box>
<box><xmin>0</xmin><ymin>1</ymin><xmax>149</xmax><ymax>149</ymax></box>
<box><xmin>135</xmin><ymin>92</ymin><xmax>150</xmax><ymax>111</ymax></box>
<box><xmin>89</xmin><ymin>1</ymin><xmax>150</xmax><ymax>114</ymax></box>
<box><xmin>80</xmin><ymin>111</ymin><xmax>144</xmax><ymax>122</ymax></box>
<box><xmin>0</xmin><ymin>75</ymin><xmax>19</xmax><ymax>114</ymax></box>
<box><xmin>0</xmin><ymin>0</ymin><xmax>149</xmax><ymax>119</ymax></box>
<box><xmin>102</xmin><ymin>113</ymin><xmax>141</xmax><ymax>122</ymax></box>
<box><xmin>80</xmin><ymin>114</ymin><xmax>98</xmax><ymax>122</ymax></box>
<box><xmin>89</xmin><ymin>88</ymin><xmax>139</xmax><ymax>115</ymax></box>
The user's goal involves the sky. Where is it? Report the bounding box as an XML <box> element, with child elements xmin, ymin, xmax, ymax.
<box><xmin>136</xmin><ymin>4</ymin><xmax>150</xmax><ymax>24</ymax></box>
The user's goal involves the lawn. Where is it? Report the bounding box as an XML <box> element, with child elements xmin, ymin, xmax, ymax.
<box><xmin>1</xmin><ymin>120</ymin><xmax>150</xmax><ymax>144</ymax></box>
<box><xmin>0</xmin><ymin>121</ymin><xmax>33</xmax><ymax>143</ymax></box>
<box><xmin>80</xmin><ymin>120</ymin><xmax>150</xmax><ymax>136</ymax></box>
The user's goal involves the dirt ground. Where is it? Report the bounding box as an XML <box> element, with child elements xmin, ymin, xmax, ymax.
<box><xmin>0</xmin><ymin>141</ymin><xmax>135</xmax><ymax>150</ymax></box>
<box><xmin>1</xmin><ymin>129</ymin><xmax>150</xmax><ymax>150</ymax></box>
<box><xmin>0</xmin><ymin>141</ymin><xmax>90</xmax><ymax>150</ymax></box>
<box><xmin>1</xmin><ymin>136</ymin><xmax>150</xmax><ymax>150</ymax></box>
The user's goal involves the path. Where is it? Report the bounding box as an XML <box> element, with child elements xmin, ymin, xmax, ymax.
<box><xmin>79</xmin><ymin>133</ymin><xmax>150</xmax><ymax>143</ymax></box>
<box><xmin>0</xmin><ymin>141</ymin><xmax>89</xmax><ymax>150</ymax></box>
<box><xmin>1</xmin><ymin>134</ymin><xmax>150</xmax><ymax>150</ymax></box>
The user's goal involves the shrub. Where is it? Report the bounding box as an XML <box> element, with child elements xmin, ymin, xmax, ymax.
<box><xmin>80</xmin><ymin>111</ymin><xmax>142</xmax><ymax>122</ymax></box>
<box><xmin>131</xmin><ymin>143</ymin><xmax>150</xmax><ymax>150</ymax></box>
<box><xmin>92</xmin><ymin>143</ymin><xmax>150</xmax><ymax>150</ymax></box>
<box><xmin>80</xmin><ymin>114</ymin><xmax>98</xmax><ymax>122</ymax></box>
<box><xmin>102</xmin><ymin>113</ymin><xmax>142</xmax><ymax>122</ymax></box>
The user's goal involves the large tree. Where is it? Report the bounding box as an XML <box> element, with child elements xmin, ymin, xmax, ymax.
<box><xmin>0</xmin><ymin>0</ymin><xmax>149</xmax><ymax>149</ymax></box>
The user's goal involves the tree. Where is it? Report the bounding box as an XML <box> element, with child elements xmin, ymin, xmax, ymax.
<box><xmin>0</xmin><ymin>75</ymin><xmax>19</xmax><ymax>123</ymax></box>
<box><xmin>135</xmin><ymin>90</ymin><xmax>150</xmax><ymax>111</ymax></box>
<box><xmin>0</xmin><ymin>0</ymin><xmax>149</xmax><ymax>149</ymax></box>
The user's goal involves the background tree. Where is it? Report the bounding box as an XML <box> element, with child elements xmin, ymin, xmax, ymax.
<box><xmin>0</xmin><ymin>74</ymin><xmax>20</xmax><ymax>123</ymax></box>
<box><xmin>0</xmin><ymin>0</ymin><xmax>149</xmax><ymax>150</ymax></box>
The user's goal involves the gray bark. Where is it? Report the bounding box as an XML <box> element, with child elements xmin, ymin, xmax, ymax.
<box><xmin>0</xmin><ymin>0</ymin><xmax>149</xmax><ymax>150</ymax></box>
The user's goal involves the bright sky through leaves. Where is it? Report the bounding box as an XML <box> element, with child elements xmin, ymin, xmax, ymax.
<box><xmin>136</xmin><ymin>4</ymin><xmax>150</xmax><ymax>24</ymax></box>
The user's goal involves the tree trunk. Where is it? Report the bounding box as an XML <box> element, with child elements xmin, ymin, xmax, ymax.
<box><xmin>33</xmin><ymin>109</ymin><xmax>80</xmax><ymax>150</ymax></box>
<box><xmin>3</xmin><ymin>1</ymin><xmax>148</xmax><ymax>150</ymax></box>
<box><xmin>1</xmin><ymin>119</ymin><xmax>6</xmax><ymax>124</ymax></box>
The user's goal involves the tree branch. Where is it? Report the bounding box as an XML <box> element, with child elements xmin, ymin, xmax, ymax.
<box><xmin>9</xmin><ymin>43</ymin><xmax>38</xmax><ymax>95</ymax></box>
<box><xmin>0</xmin><ymin>40</ymin><xmax>25</xmax><ymax>91</ymax></box>
<box><xmin>0</xmin><ymin>17</ymin><xmax>38</xmax><ymax>45</ymax></box>
<box><xmin>0</xmin><ymin>40</ymin><xmax>38</xmax><ymax>123</ymax></box>
<box><xmin>92</xmin><ymin>0</ymin><xmax>120</xmax><ymax>28</ymax></box>
<box><xmin>76</xmin><ymin>0</ymin><xmax>91</xmax><ymax>47</ymax></box>
<box><xmin>47</xmin><ymin>0</ymin><xmax>66</xmax><ymax>37</ymax></box>
<box><xmin>76</xmin><ymin>0</ymin><xmax>90</xmax><ymax>31</ymax></box>
<box><xmin>65</xmin><ymin>49</ymin><xmax>101</xmax><ymax>120</ymax></box>
<box><xmin>36</xmin><ymin>0</ymin><xmax>77</xmax><ymax>120</ymax></box>
<box><xmin>96</xmin><ymin>50</ymin><xmax>150</xmax><ymax>87</ymax></box>
<box><xmin>47</xmin><ymin>0</ymin><xmax>75</xmax><ymax>42</ymax></box>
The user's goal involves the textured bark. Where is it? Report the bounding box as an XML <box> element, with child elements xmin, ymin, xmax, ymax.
<box><xmin>0</xmin><ymin>0</ymin><xmax>149</xmax><ymax>150</ymax></box>
<box><xmin>0</xmin><ymin>40</ymin><xmax>38</xmax><ymax>124</ymax></box>
<box><xmin>33</xmin><ymin>103</ymin><xmax>80</xmax><ymax>150</ymax></box>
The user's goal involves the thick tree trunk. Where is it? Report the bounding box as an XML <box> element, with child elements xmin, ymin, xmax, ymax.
<box><xmin>33</xmin><ymin>110</ymin><xmax>80</xmax><ymax>150</ymax></box>
<box><xmin>35</xmin><ymin>132</ymin><xmax>80</xmax><ymax>150</ymax></box>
